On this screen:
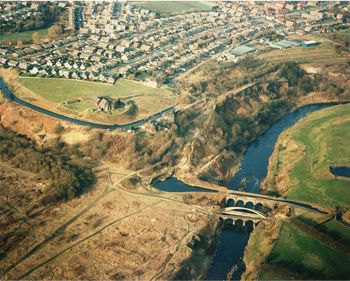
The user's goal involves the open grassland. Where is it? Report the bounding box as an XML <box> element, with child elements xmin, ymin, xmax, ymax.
<box><xmin>135</xmin><ymin>1</ymin><xmax>213</xmax><ymax>15</ymax></box>
<box><xmin>294</xmin><ymin>208</ymin><xmax>331</xmax><ymax>227</ymax></box>
<box><xmin>18</xmin><ymin>77</ymin><xmax>172</xmax><ymax>103</ymax></box>
<box><xmin>241</xmin><ymin>221</ymin><xmax>281</xmax><ymax>281</ymax></box>
<box><xmin>317</xmin><ymin>220</ymin><xmax>350</xmax><ymax>248</ymax></box>
<box><xmin>0</xmin><ymin>28</ymin><xmax>49</xmax><ymax>42</ymax></box>
<box><xmin>264</xmin><ymin>104</ymin><xmax>350</xmax><ymax>208</ymax></box>
<box><xmin>264</xmin><ymin>222</ymin><xmax>350</xmax><ymax>280</ymax></box>
<box><xmin>16</xmin><ymin>77</ymin><xmax>176</xmax><ymax>124</ymax></box>
<box><xmin>259</xmin><ymin>42</ymin><xmax>349</xmax><ymax>64</ymax></box>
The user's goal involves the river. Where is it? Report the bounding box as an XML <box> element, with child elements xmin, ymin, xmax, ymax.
<box><xmin>155</xmin><ymin>103</ymin><xmax>333</xmax><ymax>280</ymax></box>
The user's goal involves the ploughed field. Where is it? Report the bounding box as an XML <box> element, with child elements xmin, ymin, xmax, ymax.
<box><xmin>17</xmin><ymin>77</ymin><xmax>176</xmax><ymax>124</ymax></box>
<box><xmin>263</xmin><ymin>103</ymin><xmax>350</xmax><ymax>209</ymax></box>
<box><xmin>259</xmin><ymin>42</ymin><xmax>349</xmax><ymax>65</ymax></box>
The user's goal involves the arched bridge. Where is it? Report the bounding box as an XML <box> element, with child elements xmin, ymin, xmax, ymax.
<box><xmin>221</xmin><ymin>207</ymin><xmax>268</xmax><ymax>218</ymax></box>
<box><xmin>224</xmin><ymin>193</ymin><xmax>283</xmax><ymax>210</ymax></box>
<box><xmin>218</xmin><ymin>206</ymin><xmax>271</xmax><ymax>227</ymax></box>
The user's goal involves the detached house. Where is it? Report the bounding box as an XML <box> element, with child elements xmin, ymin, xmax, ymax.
<box><xmin>71</xmin><ymin>71</ymin><xmax>81</xmax><ymax>79</ymax></box>
<box><xmin>59</xmin><ymin>69</ymin><xmax>70</xmax><ymax>78</ymax></box>
<box><xmin>7</xmin><ymin>60</ymin><xmax>18</xmax><ymax>67</ymax></box>
<box><xmin>18</xmin><ymin>62</ymin><xmax>29</xmax><ymax>70</ymax></box>
<box><xmin>29</xmin><ymin>66</ymin><xmax>40</xmax><ymax>75</ymax></box>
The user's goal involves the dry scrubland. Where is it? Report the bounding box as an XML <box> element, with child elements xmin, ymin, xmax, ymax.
<box><xmin>0</xmin><ymin>94</ymin><xmax>219</xmax><ymax>280</ymax></box>
<box><xmin>0</xmin><ymin>158</ymin><xmax>219</xmax><ymax>280</ymax></box>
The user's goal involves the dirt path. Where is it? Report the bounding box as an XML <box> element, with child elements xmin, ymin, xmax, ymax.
<box><xmin>1</xmin><ymin>165</ymin><xmax>150</xmax><ymax>277</ymax></box>
<box><xmin>0</xmin><ymin>162</ymin><xmax>37</xmax><ymax>178</ymax></box>
<box><xmin>16</xmin><ymin>200</ymin><xmax>164</xmax><ymax>280</ymax></box>
<box><xmin>2</xmin><ymin>161</ymin><xmax>214</xmax><ymax>279</ymax></box>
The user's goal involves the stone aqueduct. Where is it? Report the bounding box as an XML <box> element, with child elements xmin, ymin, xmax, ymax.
<box><xmin>224</xmin><ymin>194</ymin><xmax>283</xmax><ymax>209</ymax></box>
<box><xmin>217</xmin><ymin>194</ymin><xmax>286</xmax><ymax>227</ymax></box>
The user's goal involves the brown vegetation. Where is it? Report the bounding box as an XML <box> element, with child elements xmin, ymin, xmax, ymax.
<box><xmin>241</xmin><ymin>221</ymin><xmax>282</xmax><ymax>281</ymax></box>
<box><xmin>175</xmin><ymin>61</ymin><xmax>350</xmax><ymax>185</ymax></box>
<box><xmin>0</xmin><ymin>125</ymin><xmax>95</xmax><ymax>203</ymax></box>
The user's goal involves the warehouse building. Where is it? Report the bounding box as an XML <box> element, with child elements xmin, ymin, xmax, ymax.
<box><xmin>232</xmin><ymin>45</ymin><xmax>256</xmax><ymax>56</ymax></box>
<box><xmin>269</xmin><ymin>39</ymin><xmax>300</xmax><ymax>49</ymax></box>
<box><xmin>301</xmin><ymin>41</ymin><xmax>320</xmax><ymax>47</ymax></box>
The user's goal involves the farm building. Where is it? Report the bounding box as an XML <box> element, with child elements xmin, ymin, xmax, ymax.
<box><xmin>301</xmin><ymin>41</ymin><xmax>320</xmax><ymax>47</ymax></box>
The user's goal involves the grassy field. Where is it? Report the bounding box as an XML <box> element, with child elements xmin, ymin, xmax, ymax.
<box><xmin>259</xmin><ymin>42</ymin><xmax>348</xmax><ymax>64</ymax></box>
<box><xmin>317</xmin><ymin>220</ymin><xmax>350</xmax><ymax>248</ymax></box>
<box><xmin>135</xmin><ymin>1</ymin><xmax>213</xmax><ymax>15</ymax></box>
<box><xmin>0</xmin><ymin>28</ymin><xmax>49</xmax><ymax>42</ymax></box>
<box><xmin>264</xmin><ymin>222</ymin><xmax>350</xmax><ymax>280</ymax></box>
<box><xmin>19</xmin><ymin>77</ymin><xmax>171</xmax><ymax>103</ymax></box>
<box><xmin>17</xmin><ymin>77</ymin><xmax>176</xmax><ymax>124</ymax></box>
<box><xmin>265</xmin><ymin>104</ymin><xmax>350</xmax><ymax>208</ymax></box>
<box><xmin>295</xmin><ymin>209</ymin><xmax>330</xmax><ymax>227</ymax></box>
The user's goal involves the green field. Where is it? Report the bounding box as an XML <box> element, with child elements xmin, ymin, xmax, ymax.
<box><xmin>264</xmin><ymin>222</ymin><xmax>350</xmax><ymax>280</ymax></box>
<box><xmin>19</xmin><ymin>77</ymin><xmax>171</xmax><ymax>105</ymax></box>
<box><xmin>0</xmin><ymin>28</ymin><xmax>49</xmax><ymax>42</ymax></box>
<box><xmin>135</xmin><ymin>1</ymin><xmax>213</xmax><ymax>15</ymax></box>
<box><xmin>17</xmin><ymin>77</ymin><xmax>176</xmax><ymax>123</ymax></box>
<box><xmin>266</xmin><ymin>104</ymin><xmax>350</xmax><ymax>208</ymax></box>
<box><xmin>317</xmin><ymin>220</ymin><xmax>350</xmax><ymax>247</ymax></box>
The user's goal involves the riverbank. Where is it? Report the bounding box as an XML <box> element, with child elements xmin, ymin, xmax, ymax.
<box><xmin>262</xmin><ymin>103</ymin><xmax>350</xmax><ymax>209</ymax></box>
<box><xmin>245</xmin><ymin>103</ymin><xmax>350</xmax><ymax>279</ymax></box>
<box><xmin>168</xmin><ymin>102</ymin><xmax>348</xmax><ymax>280</ymax></box>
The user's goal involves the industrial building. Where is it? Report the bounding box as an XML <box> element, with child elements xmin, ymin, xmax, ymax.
<box><xmin>302</xmin><ymin>41</ymin><xmax>320</xmax><ymax>47</ymax></box>
<box><xmin>232</xmin><ymin>45</ymin><xmax>256</xmax><ymax>56</ymax></box>
<box><xmin>269</xmin><ymin>39</ymin><xmax>300</xmax><ymax>49</ymax></box>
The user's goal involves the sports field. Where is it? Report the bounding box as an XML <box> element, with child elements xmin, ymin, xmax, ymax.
<box><xmin>135</xmin><ymin>1</ymin><xmax>213</xmax><ymax>15</ymax></box>
<box><xmin>265</xmin><ymin>104</ymin><xmax>350</xmax><ymax>208</ymax></box>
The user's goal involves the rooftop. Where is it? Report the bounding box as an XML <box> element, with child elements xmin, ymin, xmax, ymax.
<box><xmin>232</xmin><ymin>45</ymin><xmax>256</xmax><ymax>56</ymax></box>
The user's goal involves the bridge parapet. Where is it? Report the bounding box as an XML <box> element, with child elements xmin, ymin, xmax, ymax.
<box><xmin>225</xmin><ymin>194</ymin><xmax>281</xmax><ymax>209</ymax></box>
<box><xmin>218</xmin><ymin>214</ymin><xmax>267</xmax><ymax>227</ymax></box>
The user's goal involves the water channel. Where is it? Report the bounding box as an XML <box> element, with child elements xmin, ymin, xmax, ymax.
<box><xmin>155</xmin><ymin>103</ymin><xmax>333</xmax><ymax>280</ymax></box>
